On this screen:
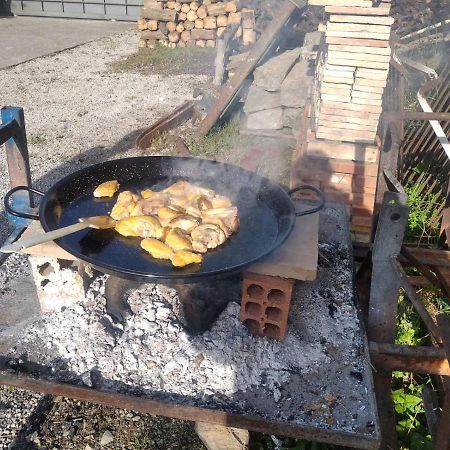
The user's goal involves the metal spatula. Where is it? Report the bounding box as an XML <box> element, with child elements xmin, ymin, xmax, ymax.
<box><xmin>0</xmin><ymin>216</ymin><xmax>116</xmax><ymax>254</ymax></box>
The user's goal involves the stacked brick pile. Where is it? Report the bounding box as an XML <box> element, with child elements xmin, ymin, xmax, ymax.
<box><xmin>313</xmin><ymin>1</ymin><xmax>393</xmax><ymax>143</ymax></box>
<box><xmin>137</xmin><ymin>0</ymin><xmax>257</xmax><ymax>48</ymax></box>
<box><xmin>291</xmin><ymin>1</ymin><xmax>394</xmax><ymax>242</ymax></box>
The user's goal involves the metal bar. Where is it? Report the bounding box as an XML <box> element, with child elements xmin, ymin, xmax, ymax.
<box><xmin>0</xmin><ymin>119</ymin><xmax>19</xmax><ymax>146</ymax></box>
<box><xmin>369</xmin><ymin>342</ymin><xmax>450</xmax><ymax>376</ymax></box>
<box><xmin>383</xmin><ymin>112</ymin><xmax>450</xmax><ymax>121</ymax></box>
<box><xmin>422</xmin><ymin>386</ymin><xmax>440</xmax><ymax>446</ymax></box>
<box><xmin>0</xmin><ymin>372</ymin><xmax>380</xmax><ymax>450</ymax></box>
<box><xmin>368</xmin><ymin>191</ymin><xmax>409</xmax><ymax>343</ymax></box>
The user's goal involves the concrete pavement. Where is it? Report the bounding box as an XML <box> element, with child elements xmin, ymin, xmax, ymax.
<box><xmin>0</xmin><ymin>16</ymin><xmax>133</xmax><ymax>69</ymax></box>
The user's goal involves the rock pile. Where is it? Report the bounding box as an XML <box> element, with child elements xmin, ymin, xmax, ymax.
<box><xmin>240</xmin><ymin>32</ymin><xmax>322</xmax><ymax>143</ymax></box>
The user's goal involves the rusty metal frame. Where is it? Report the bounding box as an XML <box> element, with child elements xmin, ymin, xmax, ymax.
<box><xmin>0</xmin><ymin>371</ymin><xmax>380</xmax><ymax>450</ymax></box>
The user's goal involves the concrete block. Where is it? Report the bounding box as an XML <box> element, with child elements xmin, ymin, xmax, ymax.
<box><xmin>29</xmin><ymin>256</ymin><xmax>93</xmax><ymax>313</ymax></box>
<box><xmin>253</xmin><ymin>48</ymin><xmax>302</xmax><ymax>92</ymax></box>
<box><xmin>240</xmin><ymin>272</ymin><xmax>295</xmax><ymax>341</ymax></box>
<box><xmin>246</xmin><ymin>107</ymin><xmax>283</xmax><ymax>130</ymax></box>
<box><xmin>243</xmin><ymin>85</ymin><xmax>282</xmax><ymax>114</ymax></box>
<box><xmin>194</xmin><ymin>422</ymin><xmax>249</xmax><ymax>450</ymax></box>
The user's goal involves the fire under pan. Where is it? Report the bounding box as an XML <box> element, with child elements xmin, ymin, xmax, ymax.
<box><xmin>0</xmin><ymin>205</ymin><xmax>380</xmax><ymax>449</ymax></box>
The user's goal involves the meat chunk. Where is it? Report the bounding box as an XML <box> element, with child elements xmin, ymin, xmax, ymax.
<box><xmin>191</xmin><ymin>223</ymin><xmax>226</xmax><ymax>250</ymax></box>
<box><xmin>115</xmin><ymin>216</ymin><xmax>163</xmax><ymax>239</ymax></box>
<box><xmin>165</xmin><ymin>228</ymin><xmax>193</xmax><ymax>252</ymax></box>
<box><xmin>110</xmin><ymin>191</ymin><xmax>139</xmax><ymax>220</ymax></box>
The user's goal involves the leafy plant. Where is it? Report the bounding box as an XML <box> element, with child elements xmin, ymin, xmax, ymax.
<box><xmin>404</xmin><ymin>173</ymin><xmax>441</xmax><ymax>244</ymax></box>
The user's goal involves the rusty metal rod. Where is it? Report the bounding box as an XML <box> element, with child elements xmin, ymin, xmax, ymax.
<box><xmin>369</xmin><ymin>342</ymin><xmax>450</xmax><ymax>376</ymax></box>
<box><xmin>383</xmin><ymin>112</ymin><xmax>450</xmax><ymax>121</ymax></box>
<box><xmin>0</xmin><ymin>372</ymin><xmax>380</xmax><ymax>449</ymax></box>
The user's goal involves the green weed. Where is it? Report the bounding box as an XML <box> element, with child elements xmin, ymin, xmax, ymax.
<box><xmin>28</xmin><ymin>134</ymin><xmax>46</xmax><ymax>145</ymax></box>
<box><xmin>109</xmin><ymin>43</ymin><xmax>215</xmax><ymax>76</ymax></box>
<box><xmin>186</xmin><ymin>119</ymin><xmax>240</xmax><ymax>158</ymax></box>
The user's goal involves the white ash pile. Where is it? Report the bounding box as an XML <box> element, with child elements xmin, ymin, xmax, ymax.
<box><xmin>240</xmin><ymin>32</ymin><xmax>322</xmax><ymax>143</ymax></box>
<box><xmin>137</xmin><ymin>0</ymin><xmax>258</xmax><ymax>49</ymax></box>
<box><xmin>2</xmin><ymin>226</ymin><xmax>377</xmax><ymax>434</ymax></box>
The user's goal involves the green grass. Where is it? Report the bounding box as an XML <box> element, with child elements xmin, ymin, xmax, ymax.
<box><xmin>110</xmin><ymin>43</ymin><xmax>215</xmax><ymax>76</ymax></box>
<box><xmin>186</xmin><ymin>119</ymin><xmax>241</xmax><ymax>158</ymax></box>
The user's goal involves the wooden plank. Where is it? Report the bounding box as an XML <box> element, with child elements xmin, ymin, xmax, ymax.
<box><xmin>325</xmin><ymin>63</ymin><xmax>356</xmax><ymax>72</ymax></box>
<box><xmin>356</xmin><ymin>69</ymin><xmax>389</xmax><ymax>80</ymax></box>
<box><xmin>18</xmin><ymin>221</ymin><xmax>76</xmax><ymax>260</ymax></box>
<box><xmin>309</xmin><ymin>0</ymin><xmax>372</xmax><ymax>6</ymax></box>
<box><xmin>353</xmin><ymin>85</ymin><xmax>385</xmax><ymax>94</ymax></box>
<box><xmin>321</xmin><ymin>93</ymin><xmax>351</xmax><ymax>102</ymax></box>
<box><xmin>328</xmin><ymin>51</ymin><xmax>391</xmax><ymax>63</ymax></box>
<box><xmin>328</xmin><ymin>44</ymin><xmax>391</xmax><ymax>55</ymax></box>
<box><xmin>306</xmin><ymin>134</ymin><xmax>379</xmax><ymax>162</ymax></box>
<box><xmin>249</xmin><ymin>202</ymin><xmax>318</xmax><ymax>281</ymax></box>
<box><xmin>351</xmin><ymin>97</ymin><xmax>383</xmax><ymax>106</ymax></box>
<box><xmin>322</xmin><ymin>74</ymin><xmax>354</xmax><ymax>84</ymax></box>
<box><xmin>319</xmin><ymin>119</ymin><xmax>378</xmax><ymax>131</ymax></box>
<box><xmin>199</xmin><ymin>0</ymin><xmax>301</xmax><ymax>135</ymax></box>
<box><xmin>321</xmin><ymin>100</ymin><xmax>382</xmax><ymax>113</ymax></box>
<box><xmin>325</xmin><ymin>5</ymin><xmax>391</xmax><ymax>15</ymax></box>
<box><xmin>355</xmin><ymin>77</ymin><xmax>388</xmax><ymax>87</ymax></box>
<box><xmin>325</xmin><ymin>30</ymin><xmax>389</xmax><ymax>42</ymax></box>
<box><xmin>327</xmin><ymin>22</ymin><xmax>391</xmax><ymax>34</ymax></box>
<box><xmin>327</xmin><ymin>57</ymin><xmax>390</xmax><ymax>70</ymax></box>
<box><xmin>321</xmin><ymin>84</ymin><xmax>352</xmax><ymax>95</ymax></box>
<box><xmin>302</xmin><ymin>155</ymin><xmax>379</xmax><ymax>176</ymax></box>
<box><xmin>316</xmin><ymin>129</ymin><xmax>376</xmax><ymax>144</ymax></box>
<box><xmin>319</xmin><ymin>107</ymin><xmax>381</xmax><ymax>121</ymax></box>
<box><xmin>319</xmin><ymin>113</ymin><xmax>379</xmax><ymax>125</ymax></box>
<box><xmin>329</xmin><ymin>14</ymin><xmax>395</xmax><ymax>25</ymax></box>
<box><xmin>352</xmin><ymin>90</ymin><xmax>383</xmax><ymax>99</ymax></box>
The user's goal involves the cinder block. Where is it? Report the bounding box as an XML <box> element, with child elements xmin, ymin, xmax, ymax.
<box><xmin>240</xmin><ymin>272</ymin><xmax>295</xmax><ymax>341</ymax></box>
<box><xmin>28</xmin><ymin>256</ymin><xmax>93</xmax><ymax>313</ymax></box>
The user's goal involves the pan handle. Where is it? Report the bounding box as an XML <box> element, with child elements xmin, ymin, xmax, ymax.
<box><xmin>288</xmin><ymin>185</ymin><xmax>325</xmax><ymax>217</ymax></box>
<box><xmin>4</xmin><ymin>186</ymin><xmax>44</xmax><ymax>220</ymax></box>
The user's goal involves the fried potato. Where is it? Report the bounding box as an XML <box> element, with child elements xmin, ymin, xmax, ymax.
<box><xmin>165</xmin><ymin>228</ymin><xmax>192</xmax><ymax>252</ymax></box>
<box><xmin>171</xmin><ymin>250</ymin><xmax>202</xmax><ymax>267</ymax></box>
<box><xmin>141</xmin><ymin>238</ymin><xmax>173</xmax><ymax>260</ymax></box>
<box><xmin>110</xmin><ymin>191</ymin><xmax>139</xmax><ymax>220</ymax></box>
<box><xmin>93</xmin><ymin>180</ymin><xmax>119</xmax><ymax>198</ymax></box>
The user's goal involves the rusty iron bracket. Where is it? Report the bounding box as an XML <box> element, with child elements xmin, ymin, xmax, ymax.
<box><xmin>1</xmin><ymin>107</ymin><xmax>34</xmax><ymax>264</ymax></box>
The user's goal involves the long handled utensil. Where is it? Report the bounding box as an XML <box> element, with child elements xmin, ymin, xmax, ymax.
<box><xmin>0</xmin><ymin>216</ymin><xmax>116</xmax><ymax>254</ymax></box>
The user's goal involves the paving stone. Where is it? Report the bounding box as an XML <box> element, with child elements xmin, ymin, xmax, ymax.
<box><xmin>281</xmin><ymin>59</ymin><xmax>314</xmax><ymax>108</ymax></box>
<box><xmin>253</xmin><ymin>48</ymin><xmax>302</xmax><ymax>92</ymax></box>
<box><xmin>243</xmin><ymin>85</ymin><xmax>281</xmax><ymax>113</ymax></box>
<box><xmin>246</xmin><ymin>107</ymin><xmax>283</xmax><ymax>130</ymax></box>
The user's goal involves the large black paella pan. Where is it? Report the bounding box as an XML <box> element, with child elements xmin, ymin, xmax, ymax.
<box><xmin>5</xmin><ymin>156</ymin><xmax>324</xmax><ymax>282</ymax></box>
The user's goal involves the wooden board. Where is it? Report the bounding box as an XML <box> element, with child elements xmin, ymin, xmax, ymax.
<box><xmin>327</xmin><ymin>57</ymin><xmax>390</xmax><ymax>70</ymax></box>
<box><xmin>305</xmin><ymin>133</ymin><xmax>379</xmax><ymax>162</ymax></box>
<box><xmin>329</xmin><ymin>15</ymin><xmax>394</xmax><ymax>25</ymax></box>
<box><xmin>327</xmin><ymin>51</ymin><xmax>391</xmax><ymax>63</ymax></box>
<box><xmin>325</xmin><ymin>36</ymin><xmax>390</xmax><ymax>47</ymax></box>
<box><xmin>309</xmin><ymin>0</ymin><xmax>372</xmax><ymax>6</ymax></box>
<box><xmin>19</xmin><ymin>220</ymin><xmax>76</xmax><ymax>260</ymax></box>
<box><xmin>320</xmin><ymin>100</ymin><xmax>382</xmax><ymax>113</ymax></box>
<box><xmin>328</xmin><ymin>44</ymin><xmax>391</xmax><ymax>55</ymax></box>
<box><xmin>324</xmin><ymin>5</ymin><xmax>391</xmax><ymax>15</ymax></box>
<box><xmin>249</xmin><ymin>202</ymin><xmax>318</xmax><ymax>281</ymax></box>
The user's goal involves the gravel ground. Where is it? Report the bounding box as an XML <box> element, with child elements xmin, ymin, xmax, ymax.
<box><xmin>0</xmin><ymin>29</ymin><xmax>208</xmax><ymax>244</ymax></box>
<box><xmin>0</xmin><ymin>28</ymin><xmax>208</xmax><ymax>450</ymax></box>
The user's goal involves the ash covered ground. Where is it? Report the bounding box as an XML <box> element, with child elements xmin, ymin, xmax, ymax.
<box><xmin>0</xmin><ymin>208</ymin><xmax>378</xmax><ymax>441</ymax></box>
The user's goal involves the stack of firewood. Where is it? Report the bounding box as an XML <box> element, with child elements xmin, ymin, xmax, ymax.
<box><xmin>311</xmin><ymin>0</ymin><xmax>394</xmax><ymax>144</ymax></box>
<box><xmin>137</xmin><ymin>1</ymin><xmax>257</xmax><ymax>48</ymax></box>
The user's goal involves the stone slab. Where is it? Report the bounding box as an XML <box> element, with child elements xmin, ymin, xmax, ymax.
<box><xmin>253</xmin><ymin>48</ymin><xmax>302</xmax><ymax>92</ymax></box>
<box><xmin>246</xmin><ymin>107</ymin><xmax>283</xmax><ymax>130</ymax></box>
<box><xmin>243</xmin><ymin>85</ymin><xmax>282</xmax><ymax>114</ymax></box>
<box><xmin>281</xmin><ymin>59</ymin><xmax>314</xmax><ymax>108</ymax></box>
<box><xmin>283</xmin><ymin>107</ymin><xmax>302</xmax><ymax>129</ymax></box>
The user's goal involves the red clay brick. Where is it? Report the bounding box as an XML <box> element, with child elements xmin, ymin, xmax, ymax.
<box><xmin>241</xmin><ymin>272</ymin><xmax>295</xmax><ymax>341</ymax></box>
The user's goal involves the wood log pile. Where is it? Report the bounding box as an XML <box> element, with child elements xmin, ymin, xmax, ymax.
<box><xmin>137</xmin><ymin>0</ymin><xmax>258</xmax><ymax>49</ymax></box>
<box><xmin>311</xmin><ymin>0</ymin><xmax>394</xmax><ymax>145</ymax></box>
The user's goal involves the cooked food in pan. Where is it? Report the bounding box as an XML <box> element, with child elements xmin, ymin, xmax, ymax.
<box><xmin>93</xmin><ymin>180</ymin><xmax>239</xmax><ymax>267</ymax></box>
<box><xmin>93</xmin><ymin>180</ymin><xmax>119</xmax><ymax>198</ymax></box>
